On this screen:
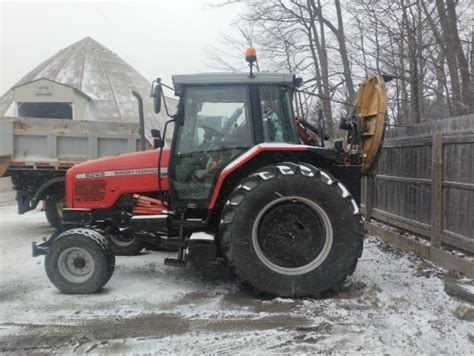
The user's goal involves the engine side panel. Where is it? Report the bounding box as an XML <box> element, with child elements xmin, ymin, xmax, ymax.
<box><xmin>66</xmin><ymin>149</ymin><xmax>170</xmax><ymax>209</ymax></box>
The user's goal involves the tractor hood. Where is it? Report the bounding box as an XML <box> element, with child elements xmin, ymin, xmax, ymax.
<box><xmin>67</xmin><ymin>149</ymin><xmax>168</xmax><ymax>176</ymax></box>
<box><xmin>350</xmin><ymin>74</ymin><xmax>388</xmax><ymax>174</ymax></box>
<box><xmin>66</xmin><ymin>148</ymin><xmax>170</xmax><ymax>209</ymax></box>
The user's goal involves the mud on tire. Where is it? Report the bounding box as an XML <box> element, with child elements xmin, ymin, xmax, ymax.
<box><xmin>220</xmin><ymin>162</ymin><xmax>363</xmax><ymax>297</ymax></box>
<box><xmin>45</xmin><ymin>228</ymin><xmax>115</xmax><ymax>294</ymax></box>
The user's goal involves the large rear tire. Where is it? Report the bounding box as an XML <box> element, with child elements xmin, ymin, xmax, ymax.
<box><xmin>45</xmin><ymin>228</ymin><xmax>115</xmax><ymax>294</ymax></box>
<box><xmin>220</xmin><ymin>162</ymin><xmax>363</xmax><ymax>297</ymax></box>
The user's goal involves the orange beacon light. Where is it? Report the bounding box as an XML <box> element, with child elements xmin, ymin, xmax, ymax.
<box><xmin>245</xmin><ymin>47</ymin><xmax>257</xmax><ymax>64</ymax></box>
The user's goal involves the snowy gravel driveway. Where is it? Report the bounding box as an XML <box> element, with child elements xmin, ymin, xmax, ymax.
<box><xmin>0</xmin><ymin>178</ymin><xmax>472</xmax><ymax>354</ymax></box>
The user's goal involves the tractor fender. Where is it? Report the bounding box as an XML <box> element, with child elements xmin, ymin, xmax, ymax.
<box><xmin>30</xmin><ymin>176</ymin><xmax>65</xmax><ymax>209</ymax></box>
<box><xmin>208</xmin><ymin>143</ymin><xmax>342</xmax><ymax>209</ymax></box>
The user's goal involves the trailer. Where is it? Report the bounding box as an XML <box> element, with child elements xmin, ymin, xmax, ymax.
<box><xmin>0</xmin><ymin>116</ymin><xmax>141</xmax><ymax>227</ymax></box>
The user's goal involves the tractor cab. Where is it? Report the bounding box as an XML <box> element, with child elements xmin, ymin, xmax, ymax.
<box><xmin>152</xmin><ymin>69</ymin><xmax>388</xmax><ymax>211</ymax></box>
<box><xmin>164</xmin><ymin>72</ymin><xmax>301</xmax><ymax>208</ymax></box>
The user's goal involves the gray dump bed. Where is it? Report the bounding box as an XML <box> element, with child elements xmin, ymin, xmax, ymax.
<box><xmin>0</xmin><ymin>116</ymin><xmax>140</xmax><ymax>175</ymax></box>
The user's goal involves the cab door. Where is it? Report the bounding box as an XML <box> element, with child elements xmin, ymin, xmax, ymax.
<box><xmin>169</xmin><ymin>85</ymin><xmax>253</xmax><ymax>207</ymax></box>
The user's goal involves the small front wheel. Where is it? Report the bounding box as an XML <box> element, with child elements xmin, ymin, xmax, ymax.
<box><xmin>45</xmin><ymin>228</ymin><xmax>115</xmax><ymax>294</ymax></box>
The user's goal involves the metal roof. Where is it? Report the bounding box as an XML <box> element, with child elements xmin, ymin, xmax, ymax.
<box><xmin>0</xmin><ymin>37</ymin><xmax>176</xmax><ymax>135</ymax></box>
<box><xmin>172</xmin><ymin>72</ymin><xmax>296</xmax><ymax>92</ymax></box>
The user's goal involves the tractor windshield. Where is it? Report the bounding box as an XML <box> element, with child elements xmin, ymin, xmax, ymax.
<box><xmin>173</xmin><ymin>85</ymin><xmax>252</xmax><ymax>200</ymax></box>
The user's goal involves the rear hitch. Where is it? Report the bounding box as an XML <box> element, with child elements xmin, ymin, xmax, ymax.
<box><xmin>32</xmin><ymin>229</ymin><xmax>66</xmax><ymax>257</ymax></box>
<box><xmin>32</xmin><ymin>241</ymin><xmax>49</xmax><ymax>257</ymax></box>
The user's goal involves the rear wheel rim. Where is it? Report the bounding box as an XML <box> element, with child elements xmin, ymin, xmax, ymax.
<box><xmin>58</xmin><ymin>247</ymin><xmax>95</xmax><ymax>283</ymax></box>
<box><xmin>252</xmin><ymin>196</ymin><xmax>333</xmax><ymax>276</ymax></box>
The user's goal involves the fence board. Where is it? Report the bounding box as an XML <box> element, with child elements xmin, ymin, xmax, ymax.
<box><xmin>365</xmin><ymin>115</ymin><xmax>474</xmax><ymax>254</ymax></box>
<box><xmin>431</xmin><ymin>132</ymin><xmax>443</xmax><ymax>248</ymax></box>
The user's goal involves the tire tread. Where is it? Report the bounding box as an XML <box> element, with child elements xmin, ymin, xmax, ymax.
<box><xmin>45</xmin><ymin>228</ymin><xmax>115</xmax><ymax>294</ymax></box>
<box><xmin>220</xmin><ymin>162</ymin><xmax>363</xmax><ymax>297</ymax></box>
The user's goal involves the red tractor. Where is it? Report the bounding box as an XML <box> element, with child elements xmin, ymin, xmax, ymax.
<box><xmin>33</xmin><ymin>51</ymin><xmax>388</xmax><ymax>297</ymax></box>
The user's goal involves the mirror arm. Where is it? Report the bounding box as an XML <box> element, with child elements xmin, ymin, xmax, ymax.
<box><xmin>160</xmin><ymin>87</ymin><xmax>173</xmax><ymax>118</ymax></box>
<box><xmin>159</xmin><ymin>81</ymin><xmax>176</xmax><ymax>91</ymax></box>
<box><xmin>153</xmin><ymin>78</ymin><xmax>175</xmax><ymax>119</ymax></box>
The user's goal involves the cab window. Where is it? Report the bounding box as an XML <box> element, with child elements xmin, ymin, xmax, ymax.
<box><xmin>259</xmin><ymin>86</ymin><xmax>298</xmax><ymax>143</ymax></box>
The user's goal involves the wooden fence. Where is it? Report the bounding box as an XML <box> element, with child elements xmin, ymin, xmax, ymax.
<box><xmin>363</xmin><ymin>114</ymin><xmax>474</xmax><ymax>254</ymax></box>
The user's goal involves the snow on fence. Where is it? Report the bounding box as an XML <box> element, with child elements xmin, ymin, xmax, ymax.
<box><xmin>363</xmin><ymin>114</ymin><xmax>474</xmax><ymax>254</ymax></box>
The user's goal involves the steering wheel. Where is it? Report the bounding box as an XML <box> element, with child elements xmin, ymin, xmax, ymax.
<box><xmin>200</xmin><ymin>124</ymin><xmax>224</xmax><ymax>138</ymax></box>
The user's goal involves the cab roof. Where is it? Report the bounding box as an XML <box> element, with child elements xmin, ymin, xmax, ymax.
<box><xmin>172</xmin><ymin>72</ymin><xmax>297</xmax><ymax>93</ymax></box>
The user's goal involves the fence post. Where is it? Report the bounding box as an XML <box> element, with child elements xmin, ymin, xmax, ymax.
<box><xmin>431</xmin><ymin>132</ymin><xmax>443</xmax><ymax>248</ymax></box>
<box><xmin>365</xmin><ymin>173</ymin><xmax>375</xmax><ymax>222</ymax></box>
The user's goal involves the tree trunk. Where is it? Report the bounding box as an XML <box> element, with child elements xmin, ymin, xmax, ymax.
<box><xmin>402</xmin><ymin>0</ymin><xmax>421</xmax><ymax>123</ymax></box>
<box><xmin>303</xmin><ymin>14</ymin><xmax>325</xmax><ymax>130</ymax></box>
<box><xmin>434</xmin><ymin>52</ymin><xmax>446</xmax><ymax>109</ymax></box>
<box><xmin>445</xmin><ymin>0</ymin><xmax>470</xmax><ymax>114</ymax></box>
<box><xmin>416</xmin><ymin>0</ymin><xmax>425</xmax><ymax>121</ymax></box>
<box><xmin>308</xmin><ymin>0</ymin><xmax>334</xmax><ymax>135</ymax></box>
<box><xmin>435</xmin><ymin>0</ymin><xmax>463</xmax><ymax>115</ymax></box>
<box><xmin>471</xmin><ymin>26</ymin><xmax>474</xmax><ymax>114</ymax></box>
<box><xmin>400</xmin><ymin>36</ymin><xmax>409</xmax><ymax>124</ymax></box>
<box><xmin>356</xmin><ymin>16</ymin><xmax>369</xmax><ymax>78</ymax></box>
<box><xmin>333</xmin><ymin>0</ymin><xmax>355</xmax><ymax>105</ymax></box>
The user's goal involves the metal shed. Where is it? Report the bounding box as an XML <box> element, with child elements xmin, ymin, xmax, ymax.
<box><xmin>0</xmin><ymin>36</ymin><xmax>176</xmax><ymax>138</ymax></box>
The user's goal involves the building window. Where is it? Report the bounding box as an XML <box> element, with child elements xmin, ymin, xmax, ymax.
<box><xmin>17</xmin><ymin>102</ymin><xmax>73</xmax><ymax>119</ymax></box>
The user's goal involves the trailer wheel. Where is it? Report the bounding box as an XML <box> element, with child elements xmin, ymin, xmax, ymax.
<box><xmin>220</xmin><ymin>162</ymin><xmax>363</xmax><ymax>297</ymax></box>
<box><xmin>45</xmin><ymin>195</ymin><xmax>65</xmax><ymax>229</ymax></box>
<box><xmin>45</xmin><ymin>228</ymin><xmax>115</xmax><ymax>294</ymax></box>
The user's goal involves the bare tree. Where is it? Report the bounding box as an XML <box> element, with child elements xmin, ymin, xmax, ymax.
<box><xmin>207</xmin><ymin>0</ymin><xmax>472</xmax><ymax>124</ymax></box>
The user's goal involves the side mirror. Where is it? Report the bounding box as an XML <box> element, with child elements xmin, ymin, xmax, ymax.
<box><xmin>151</xmin><ymin>83</ymin><xmax>162</xmax><ymax>113</ymax></box>
<box><xmin>151</xmin><ymin>129</ymin><xmax>164</xmax><ymax>149</ymax></box>
<box><xmin>293</xmin><ymin>77</ymin><xmax>303</xmax><ymax>87</ymax></box>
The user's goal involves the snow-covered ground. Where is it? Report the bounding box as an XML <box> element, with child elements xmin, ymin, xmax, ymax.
<box><xmin>0</xmin><ymin>178</ymin><xmax>472</xmax><ymax>354</ymax></box>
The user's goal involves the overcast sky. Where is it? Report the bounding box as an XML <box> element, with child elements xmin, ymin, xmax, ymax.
<box><xmin>0</xmin><ymin>0</ymin><xmax>242</xmax><ymax>95</ymax></box>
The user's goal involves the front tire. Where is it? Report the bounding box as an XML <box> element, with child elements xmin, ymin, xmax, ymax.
<box><xmin>220</xmin><ymin>162</ymin><xmax>363</xmax><ymax>297</ymax></box>
<box><xmin>45</xmin><ymin>228</ymin><xmax>115</xmax><ymax>294</ymax></box>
